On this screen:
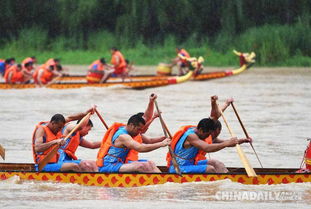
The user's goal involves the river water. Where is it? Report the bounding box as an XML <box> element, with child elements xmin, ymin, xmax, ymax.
<box><xmin>0</xmin><ymin>66</ymin><xmax>310</xmax><ymax>208</ymax></box>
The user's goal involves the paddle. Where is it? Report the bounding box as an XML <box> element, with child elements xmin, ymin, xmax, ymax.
<box><xmin>230</xmin><ymin>102</ymin><xmax>263</xmax><ymax>168</ymax></box>
<box><xmin>38</xmin><ymin>113</ymin><xmax>91</xmax><ymax>171</ymax></box>
<box><xmin>95</xmin><ymin>108</ymin><xmax>109</xmax><ymax>130</ymax></box>
<box><xmin>154</xmin><ymin>100</ymin><xmax>182</xmax><ymax>176</ymax></box>
<box><xmin>0</xmin><ymin>144</ymin><xmax>5</xmax><ymax>160</ymax></box>
<box><xmin>218</xmin><ymin>104</ymin><xmax>257</xmax><ymax>177</ymax></box>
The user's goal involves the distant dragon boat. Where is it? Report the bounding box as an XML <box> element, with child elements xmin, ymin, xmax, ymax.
<box><xmin>0</xmin><ymin>50</ymin><xmax>255</xmax><ymax>90</ymax></box>
<box><xmin>0</xmin><ymin>163</ymin><xmax>310</xmax><ymax>187</ymax></box>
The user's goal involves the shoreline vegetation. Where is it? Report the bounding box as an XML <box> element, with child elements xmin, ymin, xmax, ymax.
<box><xmin>1</xmin><ymin>22</ymin><xmax>310</xmax><ymax>67</ymax></box>
<box><xmin>0</xmin><ymin>1</ymin><xmax>310</xmax><ymax>67</ymax></box>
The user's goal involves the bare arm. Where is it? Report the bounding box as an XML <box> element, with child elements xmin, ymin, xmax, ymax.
<box><xmin>213</xmin><ymin>137</ymin><xmax>251</xmax><ymax>144</ymax></box>
<box><xmin>34</xmin><ymin>127</ymin><xmax>64</xmax><ymax>152</ymax></box>
<box><xmin>65</xmin><ymin>106</ymin><xmax>95</xmax><ymax>123</ymax></box>
<box><xmin>141</xmin><ymin>111</ymin><xmax>159</xmax><ymax>133</ymax></box>
<box><xmin>141</xmin><ymin>134</ymin><xmax>166</xmax><ymax>144</ymax></box>
<box><xmin>143</xmin><ymin>94</ymin><xmax>157</xmax><ymax>123</ymax></box>
<box><xmin>221</xmin><ymin>98</ymin><xmax>234</xmax><ymax>112</ymax></box>
<box><xmin>210</xmin><ymin>95</ymin><xmax>220</xmax><ymax>120</ymax></box>
<box><xmin>37</xmin><ymin>69</ymin><xmax>44</xmax><ymax>86</ymax></box>
<box><xmin>187</xmin><ymin>134</ymin><xmax>238</xmax><ymax>153</ymax></box>
<box><xmin>116</xmin><ymin>134</ymin><xmax>170</xmax><ymax>153</ymax></box>
<box><xmin>79</xmin><ymin>139</ymin><xmax>101</xmax><ymax>149</ymax></box>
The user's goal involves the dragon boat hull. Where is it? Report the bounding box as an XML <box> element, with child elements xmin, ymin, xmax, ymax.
<box><xmin>0</xmin><ymin>64</ymin><xmax>250</xmax><ymax>90</ymax></box>
<box><xmin>0</xmin><ymin>163</ymin><xmax>310</xmax><ymax>187</ymax></box>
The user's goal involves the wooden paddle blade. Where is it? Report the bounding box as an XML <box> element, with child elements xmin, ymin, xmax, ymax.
<box><xmin>38</xmin><ymin>144</ymin><xmax>59</xmax><ymax>171</ymax></box>
<box><xmin>236</xmin><ymin>144</ymin><xmax>257</xmax><ymax>177</ymax></box>
<box><xmin>0</xmin><ymin>144</ymin><xmax>5</xmax><ymax>160</ymax></box>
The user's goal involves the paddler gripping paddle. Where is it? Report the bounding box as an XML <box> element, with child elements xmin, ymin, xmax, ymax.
<box><xmin>38</xmin><ymin>113</ymin><xmax>92</xmax><ymax>171</ymax></box>
<box><xmin>154</xmin><ymin>99</ymin><xmax>182</xmax><ymax>176</ymax></box>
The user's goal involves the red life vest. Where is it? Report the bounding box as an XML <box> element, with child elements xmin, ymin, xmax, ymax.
<box><xmin>96</xmin><ymin>122</ymin><xmax>126</xmax><ymax>167</ymax></box>
<box><xmin>166</xmin><ymin>125</ymin><xmax>212</xmax><ymax>167</ymax></box>
<box><xmin>178</xmin><ymin>49</ymin><xmax>190</xmax><ymax>65</ymax></box>
<box><xmin>63</xmin><ymin>131</ymin><xmax>81</xmax><ymax>160</ymax></box>
<box><xmin>111</xmin><ymin>51</ymin><xmax>126</xmax><ymax>75</ymax></box>
<box><xmin>32</xmin><ymin>122</ymin><xmax>63</xmax><ymax>164</ymax></box>
<box><xmin>305</xmin><ymin>140</ymin><xmax>311</xmax><ymax>170</ymax></box>
<box><xmin>86</xmin><ymin>70</ymin><xmax>104</xmax><ymax>83</ymax></box>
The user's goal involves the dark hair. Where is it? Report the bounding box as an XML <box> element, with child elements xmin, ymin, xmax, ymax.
<box><xmin>76</xmin><ymin>119</ymin><xmax>93</xmax><ymax>127</ymax></box>
<box><xmin>99</xmin><ymin>58</ymin><xmax>106</xmax><ymax>64</ymax></box>
<box><xmin>197</xmin><ymin>118</ymin><xmax>217</xmax><ymax>133</ymax></box>
<box><xmin>111</xmin><ymin>47</ymin><xmax>118</xmax><ymax>51</ymax></box>
<box><xmin>17</xmin><ymin>64</ymin><xmax>22</xmax><ymax>69</ymax></box>
<box><xmin>24</xmin><ymin>62</ymin><xmax>33</xmax><ymax>67</ymax></box>
<box><xmin>215</xmin><ymin>120</ymin><xmax>222</xmax><ymax>130</ymax></box>
<box><xmin>31</xmin><ymin>56</ymin><xmax>36</xmax><ymax>59</ymax></box>
<box><xmin>127</xmin><ymin>113</ymin><xmax>146</xmax><ymax>126</ymax></box>
<box><xmin>56</xmin><ymin>64</ymin><xmax>62</xmax><ymax>71</ymax></box>
<box><xmin>50</xmin><ymin>114</ymin><xmax>66</xmax><ymax>123</ymax></box>
<box><xmin>125</xmin><ymin>59</ymin><xmax>130</xmax><ymax>64</ymax></box>
<box><xmin>54</xmin><ymin>58</ymin><xmax>60</xmax><ymax>63</ymax></box>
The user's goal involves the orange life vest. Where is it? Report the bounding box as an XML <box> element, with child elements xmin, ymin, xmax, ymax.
<box><xmin>96</xmin><ymin>122</ymin><xmax>126</xmax><ymax>167</ymax></box>
<box><xmin>45</xmin><ymin>58</ymin><xmax>56</xmax><ymax>67</ymax></box>
<box><xmin>111</xmin><ymin>51</ymin><xmax>126</xmax><ymax>74</ymax></box>
<box><xmin>32</xmin><ymin>122</ymin><xmax>63</xmax><ymax>164</ymax></box>
<box><xmin>22</xmin><ymin>57</ymin><xmax>34</xmax><ymax>65</ymax></box>
<box><xmin>125</xmin><ymin>135</ymin><xmax>143</xmax><ymax>162</ymax></box>
<box><xmin>4</xmin><ymin>65</ymin><xmax>23</xmax><ymax>83</ymax></box>
<box><xmin>33</xmin><ymin>66</ymin><xmax>54</xmax><ymax>84</ymax></box>
<box><xmin>178</xmin><ymin>49</ymin><xmax>190</xmax><ymax>64</ymax></box>
<box><xmin>88</xmin><ymin>60</ymin><xmax>105</xmax><ymax>71</ymax></box>
<box><xmin>63</xmin><ymin>131</ymin><xmax>81</xmax><ymax>160</ymax></box>
<box><xmin>166</xmin><ymin>125</ymin><xmax>212</xmax><ymax>167</ymax></box>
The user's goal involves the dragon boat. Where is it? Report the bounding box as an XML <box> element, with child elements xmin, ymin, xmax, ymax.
<box><xmin>0</xmin><ymin>163</ymin><xmax>310</xmax><ymax>187</ymax></box>
<box><xmin>0</xmin><ymin>50</ymin><xmax>255</xmax><ymax>90</ymax></box>
<box><xmin>1</xmin><ymin>139</ymin><xmax>310</xmax><ymax>187</ymax></box>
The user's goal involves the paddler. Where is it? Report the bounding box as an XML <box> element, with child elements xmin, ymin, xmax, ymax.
<box><xmin>96</xmin><ymin>112</ymin><xmax>171</xmax><ymax>173</ymax></box>
<box><xmin>108</xmin><ymin>47</ymin><xmax>128</xmax><ymax>82</ymax></box>
<box><xmin>171</xmin><ymin>47</ymin><xmax>191</xmax><ymax>75</ymax></box>
<box><xmin>126</xmin><ymin>94</ymin><xmax>165</xmax><ymax>163</ymax></box>
<box><xmin>32</xmin><ymin>107</ymin><xmax>95</xmax><ymax>172</ymax></box>
<box><xmin>33</xmin><ymin>64</ymin><xmax>62</xmax><ymax>87</ymax></box>
<box><xmin>86</xmin><ymin>58</ymin><xmax>114</xmax><ymax>83</ymax></box>
<box><xmin>167</xmin><ymin>95</ymin><xmax>252</xmax><ymax>174</ymax></box>
<box><xmin>60</xmin><ymin>116</ymin><xmax>101</xmax><ymax>172</ymax></box>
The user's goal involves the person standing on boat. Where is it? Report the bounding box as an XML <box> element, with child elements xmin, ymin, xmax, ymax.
<box><xmin>32</xmin><ymin>108</ymin><xmax>95</xmax><ymax>172</ymax></box>
<box><xmin>167</xmin><ymin>96</ymin><xmax>252</xmax><ymax>174</ymax></box>
<box><xmin>97</xmin><ymin>113</ymin><xmax>171</xmax><ymax>173</ymax></box>
<box><xmin>171</xmin><ymin>47</ymin><xmax>191</xmax><ymax>75</ymax></box>
<box><xmin>108</xmin><ymin>47</ymin><xmax>128</xmax><ymax>82</ymax></box>
<box><xmin>60</xmin><ymin>118</ymin><xmax>101</xmax><ymax>172</ymax></box>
